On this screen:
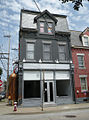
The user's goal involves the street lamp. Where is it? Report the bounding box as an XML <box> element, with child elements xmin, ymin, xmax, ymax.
<box><xmin>70</xmin><ymin>60</ymin><xmax>76</xmax><ymax>104</ymax></box>
<box><xmin>39</xmin><ymin>59</ymin><xmax>44</xmax><ymax>111</ymax></box>
<box><xmin>55</xmin><ymin>59</ymin><xmax>59</xmax><ymax>63</ymax></box>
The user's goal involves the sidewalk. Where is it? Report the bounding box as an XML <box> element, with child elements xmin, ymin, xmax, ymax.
<box><xmin>0</xmin><ymin>101</ymin><xmax>89</xmax><ymax>115</ymax></box>
<box><xmin>12</xmin><ymin>103</ymin><xmax>89</xmax><ymax>115</ymax></box>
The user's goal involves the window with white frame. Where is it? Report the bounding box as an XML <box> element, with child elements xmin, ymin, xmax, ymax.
<box><xmin>80</xmin><ymin>77</ymin><xmax>87</xmax><ymax>92</ymax></box>
<box><xmin>39</xmin><ymin>21</ymin><xmax>53</xmax><ymax>34</ymax></box>
<box><xmin>40</xmin><ymin>22</ymin><xmax>44</xmax><ymax>33</ymax></box>
<box><xmin>26</xmin><ymin>43</ymin><xmax>34</xmax><ymax>60</ymax></box>
<box><xmin>58</xmin><ymin>45</ymin><xmax>66</xmax><ymax>61</ymax></box>
<box><xmin>43</xmin><ymin>44</ymin><xmax>50</xmax><ymax>60</ymax></box>
<box><xmin>77</xmin><ymin>55</ymin><xmax>84</xmax><ymax>68</ymax></box>
<box><xmin>47</xmin><ymin>22</ymin><xmax>53</xmax><ymax>34</ymax></box>
<box><xmin>83</xmin><ymin>36</ymin><xmax>89</xmax><ymax>46</ymax></box>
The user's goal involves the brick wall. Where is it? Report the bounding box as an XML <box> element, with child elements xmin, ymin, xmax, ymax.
<box><xmin>72</xmin><ymin>48</ymin><xmax>89</xmax><ymax>98</ymax></box>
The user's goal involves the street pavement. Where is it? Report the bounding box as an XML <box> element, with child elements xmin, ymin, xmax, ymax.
<box><xmin>0</xmin><ymin>99</ymin><xmax>89</xmax><ymax>115</ymax></box>
<box><xmin>0</xmin><ymin>106</ymin><xmax>89</xmax><ymax>120</ymax></box>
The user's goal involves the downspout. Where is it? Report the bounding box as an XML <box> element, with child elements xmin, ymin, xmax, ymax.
<box><xmin>68</xmin><ymin>34</ymin><xmax>76</xmax><ymax>104</ymax></box>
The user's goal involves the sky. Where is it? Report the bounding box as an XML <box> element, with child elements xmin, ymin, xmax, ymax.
<box><xmin>0</xmin><ymin>0</ymin><xmax>89</xmax><ymax>82</ymax></box>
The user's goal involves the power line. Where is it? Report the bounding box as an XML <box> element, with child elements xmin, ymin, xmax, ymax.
<box><xmin>0</xmin><ymin>59</ymin><xmax>7</xmax><ymax>71</ymax></box>
<box><xmin>33</xmin><ymin>0</ymin><xmax>50</xmax><ymax>29</ymax></box>
<box><xmin>0</xmin><ymin>46</ymin><xmax>8</xmax><ymax>59</ymax></box>
<box><xmin>33</xmin><ymin>0</ymin><xmax>56</xmax><ymax>37</ymax></box>
<box><xmin>0</xmin><ymin>59</ymin><xmax>12</xmax><ymax>72</ymax></box>
<box><xmin>1</xmin><ymin>71</ymin><xmax>7</xmax><ymax>80</ymax></box>
<box><xmin>33</xmin><ymin>0</ymin><xmax>41</xmax><ymax>12</ymax></box>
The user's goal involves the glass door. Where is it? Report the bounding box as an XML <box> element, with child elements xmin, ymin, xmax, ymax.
<box><xmin>44</xmin><ymin>81</ymin><xmax>54</xmax><ymax>103</ymax></box>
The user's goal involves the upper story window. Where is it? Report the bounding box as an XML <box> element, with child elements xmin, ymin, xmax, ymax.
<box><xmin>43</xmin><ymin>44</ymin><xmax>51</xmax><ymax>60</ymax></box>
<box><xmin>47</xmin><ymin>23</ymin><xmax>52</xmax><ymax>34</ymax></box>
<box><xmin>26</xmin><ymin>43</ymin><xmax>34</xmax><ymax>60</ymax></box>
<box><xmin>34</xmin><ymin>10</ymin><xmax>58</xmax><ymax>35</ymax></box>
<box><xmin>58</xmin><ymin>45</ymin><xmax>66</xmax><ymax>61</ymax></box>
<box><xmin>83</xmin><ymin>36</ymin><xmax>89</xmax><ymax>46</ymax></box>
<box><xmin>40</xmin><ymin>22</ymin><xmax>44</xmax><ymax>33</ymax></box>
<box><xmin>39</xmin><ymin>21</ymin><xmax>53</xmax><ymax>34</ymax></box>
<box><xmin>77</xmin><ymin>54</ymin><xmax>85</xmax><ymax>68</ymax></box>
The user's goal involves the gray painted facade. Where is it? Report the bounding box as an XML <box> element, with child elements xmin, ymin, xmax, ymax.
<box><xmin>21</xmin><ymin>10</ymin><xmax>69</xmax><ymax>32</ymax></box>
<box><xmin>18</xmin><ymin>9</ymin><xmax>74</xmax><ymax>107</ymax></box>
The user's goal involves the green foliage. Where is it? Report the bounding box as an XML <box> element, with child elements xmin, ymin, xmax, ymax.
<box><xmin>0</xmin><ymin>67</ymin><xmax>2</xmax><ymax>75</ymax></box>
<box><xmin>59</xmin><ymin>0</ymin><xmax>89</xmax><ymax>11</ymax></box>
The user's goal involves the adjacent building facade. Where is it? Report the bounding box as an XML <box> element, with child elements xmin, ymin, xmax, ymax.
<box><xmin>18</xmin><ymin>9</ymin><xmax>74</xmax><ymax>107</ymax></box>
<box><xmin>70</xmin><ymin>28</ymin><xmax>89</xmax><ymax>103</ymax></box>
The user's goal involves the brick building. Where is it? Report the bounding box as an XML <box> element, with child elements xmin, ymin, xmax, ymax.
<box><xmin>70</xmin><ymin>28</ymin><xmax>89</xmax><ymax>103</ymax></box>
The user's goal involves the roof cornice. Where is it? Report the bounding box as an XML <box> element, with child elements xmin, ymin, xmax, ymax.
<box><xmin>72</xmin><ymin>45</ymin><xmax>89</xmax><ymax>49</ymax></box>
<box><xmin>21</xmin><ymin>9</ymin><xmax>67</xmax><ymax>18</ymax></box>
<box><xmin>34</xmin><ymin>10</ymin><xmax>58</xmax><ymax>24</ymax></box>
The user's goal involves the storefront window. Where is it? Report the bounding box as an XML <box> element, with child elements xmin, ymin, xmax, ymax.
<box><xmin>24</xmin><ymin>81</ymin><xmax>40</xmax><ymax>98</ymax></box>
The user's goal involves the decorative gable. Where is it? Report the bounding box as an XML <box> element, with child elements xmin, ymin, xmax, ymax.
<box><xmin>81</xmin><ymin>27</ymin><xmax>89</xmax><ymax>36</ymax></box>
<box><xmin>34</xmin><ymin>10</ymin><xmax>58</xmax><ymax>24</ymax></box>
<box><xmin>80</xmin><ymin>27</ymin><xmax>89</xmax><ymax>47</ymax></box>
<box><xmin>34</xmin><ymin>10</ymin><xmax>58</xmax><ymax>35</ymax></box>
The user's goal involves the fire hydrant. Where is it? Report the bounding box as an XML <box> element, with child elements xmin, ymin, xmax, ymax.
<box><xmin>13</xmin><ymin>102</ymin><xmax>17</xmax><ymax>111</ymax></box>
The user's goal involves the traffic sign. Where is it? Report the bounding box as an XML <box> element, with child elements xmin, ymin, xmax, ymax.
<box><xmin>0</xmin><ymin>80</ymin><xmax>2</xmax><ymax>86</ymax></box>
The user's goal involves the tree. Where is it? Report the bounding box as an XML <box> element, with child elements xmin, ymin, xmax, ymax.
<box><xmin>3</xmin><ymin>81</ymin><xmax>7</xmax><ymax>92</ymax></box>
<box><xmin>0</xmin><ymin>67</ymin><xmax>2</xmax><ymax>76</ymax></box>
<box><xmin>59</xmin><ymin>0</ymin><xmax>89</xmax><ymax>11</ymax></box>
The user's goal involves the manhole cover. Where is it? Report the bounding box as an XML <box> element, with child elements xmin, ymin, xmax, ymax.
<box><xmin>65</xmin><ymin>115</ymin><xmax>76</xmax><ymax>118</ymax></box>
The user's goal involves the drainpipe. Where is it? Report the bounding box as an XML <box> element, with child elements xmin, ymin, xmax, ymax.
<box><xmin>68</xmin><ymin>34</ymin><xmax>76</xmax><ymax>104</ymax></box>
<box><xmin>70</xmin><ymin>62</ymin><xmax>76</xmax><ymax>104</ymax></box>
<box><xmin>42</xmin><ymin>70</ymin><xmax>44</xmax><ymax>111</ymax></box>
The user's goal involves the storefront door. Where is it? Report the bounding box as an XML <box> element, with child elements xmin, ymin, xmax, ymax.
<box><xmin>44</xmin><ymin>81</ymin><xmax>54</xmax><ymax>103</ymax></box>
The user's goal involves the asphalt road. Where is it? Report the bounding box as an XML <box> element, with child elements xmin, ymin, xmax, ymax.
<box><xmin>0</xmin><ymin>109</ymin><xmax>89</xmax><ymax>120</ymax></box>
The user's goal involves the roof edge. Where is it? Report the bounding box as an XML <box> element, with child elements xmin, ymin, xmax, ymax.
<box><xmin>34</xmin><ymin>10</ymin><xmax>58</xmax><ymax>23</ymax></box>
<box><xmin>72</xmin><ymin>45</ymin><xmax>89</xmax><ymax>49</ymax></box>
<box><xmin>69</xmin><ymin>30</ymin><xmax>82</xmax><ymax>32</ymax></box>
<box><xmin>21</xmin><ymin>9</ymin><xmax>67</xmax><ymax>18</ymax></box>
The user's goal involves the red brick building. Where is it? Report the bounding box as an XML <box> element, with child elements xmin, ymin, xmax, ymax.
<box><xmin>70</xmin><ymin>28</ymin><xmax>89</xmax><ymax>103</ymax></box>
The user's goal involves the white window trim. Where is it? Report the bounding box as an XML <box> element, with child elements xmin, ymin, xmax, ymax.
<box><xmin>79</xmin><ymin>75</ymin><xmax>87</xmax><ymax>78</ymax></box>
<box><xmin>58</xmin><ymin>42</ymin><xmax>66</xmax><ymax>45</ymax></box>
<box><xmin>82</xmin><ymin>35</ymin><xmax>89</xmax><ymax>46</ymax></box>
<box><xmin>80</xmin><ymin>76</ymin><xmax>88</xmax><ymax>92</ymax></box>
<box><xmin>39</xmin><ymin>20</ymin><xmax>54</xmax><ymax>35</ymax></box>
<box><xmin>77</xmin><ymin>53</ymin><xmax>85</xmax><ymax>56</ymax></box>
<box><xmin>26</xmin><ymin>42</ymin><xmax>35</xmax><ymax>60</ymax></box>
<box><xmin>83</xmin><ymin>35</ymin><xmax>88</xmax><ymax>37</ymax></box>
<box><xmin>58</xmin><ymin>45</ymin><xmax>66</xmax><ymax>61</ymax></box>
<box><xmin>77</xmin><ymin>54</ymin><xmax>85</xmax><ymax>69</ymax></box>
<box><xmin>42</xmin><ymin>41</ymin><xmax>51</xmax><ymax>44</ymax></box>
<box><xmin>43</xmin><ymin>43</ymin><xmax>51</xmax><ymax>61</ymax></box>
<box><xmin>26</xmin><ymin>39</ymin><xmax>36</xmax><ymax>43</ymax></box>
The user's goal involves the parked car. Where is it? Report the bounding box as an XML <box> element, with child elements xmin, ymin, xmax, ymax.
<box><xmin>0</xmin><ymin>91</ymin><xmax>6</xmax><ymax>101</ymax></box>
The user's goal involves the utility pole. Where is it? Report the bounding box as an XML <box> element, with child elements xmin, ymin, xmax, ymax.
<box><xmin>0</xmin><ymin>53</ymin><xmax>8</xmax><ymax>59</ymax></box>
<box><xmin>42</xmin><ymin>70</ymin><xmax>45</xmax><ymax>111</ymax></box>
<box><xmin>4</xmin><ymin>35</ymin><xmax>11</xmax><ymax>97</ymax></box>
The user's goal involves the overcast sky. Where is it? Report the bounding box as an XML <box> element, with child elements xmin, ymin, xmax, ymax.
<box><xmin>0</xmin><ymin>0</ymin><xmax>89</xmax><ymax>81</ymax></box>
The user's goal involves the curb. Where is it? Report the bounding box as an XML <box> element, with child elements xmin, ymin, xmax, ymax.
<box><xmin>4</xmin><ymin>106</ymin><xmax>89</xmax><ymax>115</ymax></box>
